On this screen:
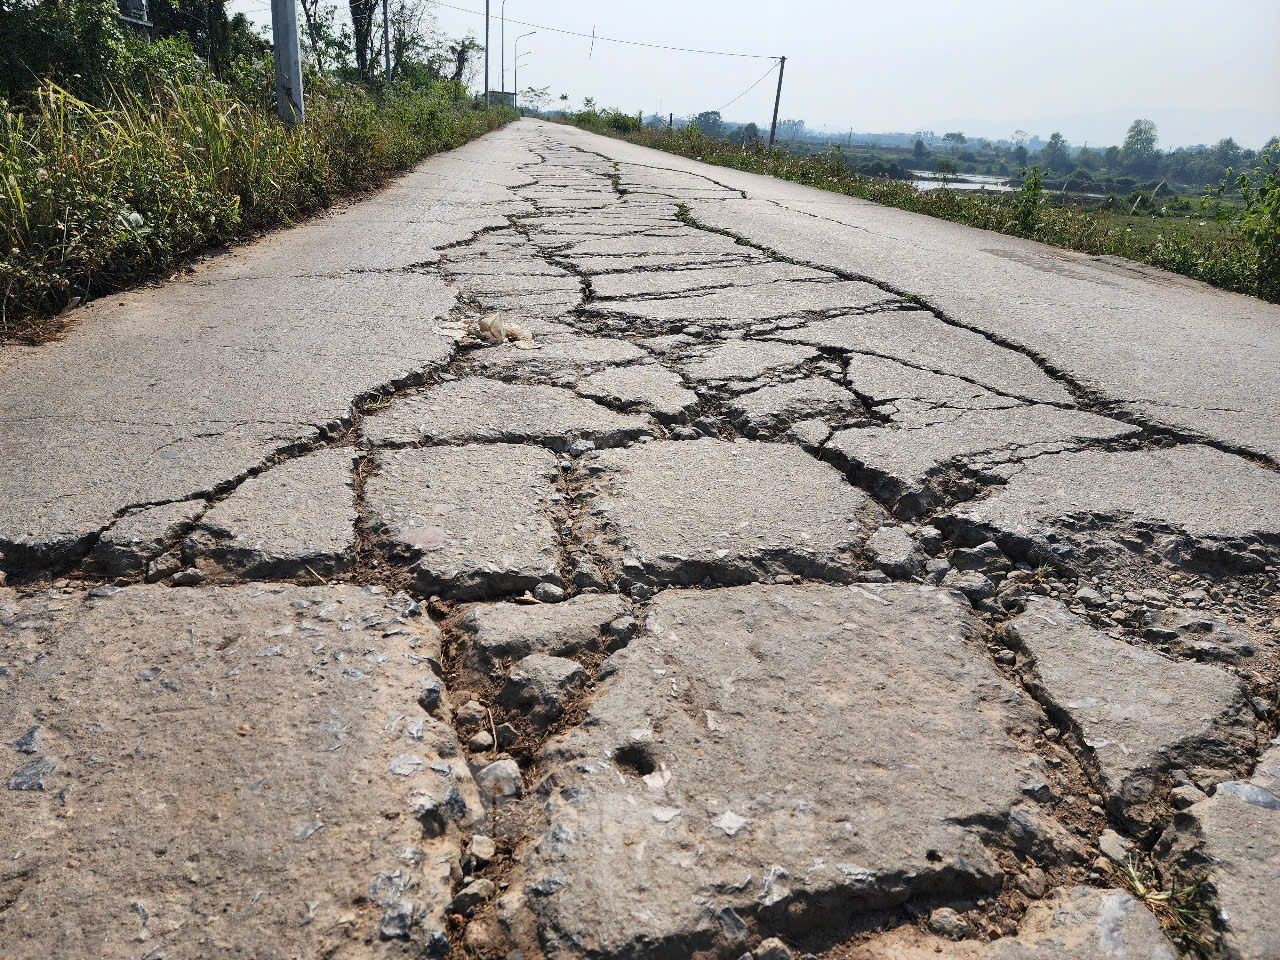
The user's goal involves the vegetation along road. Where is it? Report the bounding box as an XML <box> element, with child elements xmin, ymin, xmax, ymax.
<box><xmin>4</xmin><ymin>118</ymin><xmax>1280</xmax><ymax>960</ymax></box>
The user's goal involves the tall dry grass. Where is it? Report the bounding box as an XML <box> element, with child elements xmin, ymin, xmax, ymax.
<box><xmin>0</xmin><ymin>74</ymin><xmax>512</xmax><ymax>335</ymax></box>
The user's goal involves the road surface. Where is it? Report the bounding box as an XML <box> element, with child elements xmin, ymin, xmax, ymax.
<box><xmin>2</xmin><ymin>119</ymin><xmax>1278</xmax><ymax>960</ymax></box>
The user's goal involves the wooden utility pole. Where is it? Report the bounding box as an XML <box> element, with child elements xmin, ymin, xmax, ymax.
<box><xmin>768</xmin><ymin>55</ymin><xmax>786</xmax><ymax>147</ymax></box>
<box><xmin>270</xmin><ymin>0</ymin><xmax>305</xmax><ymax>124</ymax></box>
<box><xmin>382</xmin><ymin>0</ymin><xmax>392</xmax><ymax>80</ymax></box>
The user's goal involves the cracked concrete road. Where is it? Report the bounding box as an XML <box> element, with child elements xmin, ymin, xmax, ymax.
<box><xmin>3</xmin><ymin>119</ymin><xmax>1280</xmax><ymax>960</ymax></box>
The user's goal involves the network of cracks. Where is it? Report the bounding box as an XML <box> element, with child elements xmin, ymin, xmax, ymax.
<box><xmin>3</xmin><ymin>136</ymin><xmax>1280</xmax><ymax>960</ymax></box>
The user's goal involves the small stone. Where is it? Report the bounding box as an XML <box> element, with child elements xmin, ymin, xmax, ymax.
<box><xmin>754</xmin><ymin>937</ymin><xmax>794</xmax><ymax>960</ymax></box>
<box><xmin>417</xmin><ymin>675</ymin><xmax>445</xmax><ymax>715</ymax></box>
<box><xmin>1074</xmin><ymin>585</ymin><xmax>1105</xmax><ymax>607</ymax></box>
<box><xmin>1016</xmin><ymin>867</ymin><xmax>1049</xmax><ymax>898</ymax></box>
<box><xmin>465</xmin><ymin>835</ymin><xmax>496</xmax><ymax>871</ymax></box>
<box><xmin>475</xmin><ymin>758</ymin><xmax>523</xmax><ymax>801</ymax></box>
<box><xmin>12</xmin><ymin>726</ymin><xmax>40</xmax><ymax>754</ymax></box>
<box><xmin>533</xmin><ymin>582</ymin><xmax>566</xmax><ymax>603</ymax></box>
<box><xmin>455</xmin><ymin>700</ymin><xmax>488</xmax><ymax>727</ymax></box>
<box><xmin>915</xmin><ymin>524</ymin><xmax>943</xmax><ymax>553</ymax></box>
<box><xmin>468</xmin><ymin>730</ymin><xmax>495</xmax><ymax>753</ymax></box>
<box><xmin>1098</xmin><ymin>829</ymin><xmax>1130</xmax><ymax>864</ymax></box>
<box><xmin>566</xmin><ymin>439</ymin><xmax>596</xmax><ymax>458</ymax></box>
<box><xmin>6</xmin><ymin>755</ymin><xmax>58</xmax><ymax>791</ymax></box>
<box><xmin>500</xmin><ymin>654</ymin><xmax>586</xmax><ymax>728</ymax></box>
<box><xmin>924</xmin><ymin>557</ymin><xmax>950</xmax><ymax>584</ymax></box>
<box><xmin>495</xmin><ymin>723</ymin><xmax>519</xmax><ymax>748</ymax></box>
<box><xmin>927</xmin><ymin>907</ymin><xmax>971</xmax><ymax>940</ymax></box>
<box><xmin>1170</xmin><ymin>783</ymin><xmax>1207</xmax><ymax>809</ymax></box>
<box><xmin>450</xmin><ymin>878</ymin><xmax>495</xmax><ymax>915</ymax></box>
<box><xmin>146</xmin><ymin>551</ymin><xmax>183</xmax><ymax>582</ymax></box>
<box><xmin>379</xmin><ymin>899</ymin><xmax>417</xmax><ymax>940</ymax></box>
<box><xmin>171</xmin><ymin>567</ymin><xmax>205</xmax><ymax>586</ymax></box>
<box><xmin>866</xmin><ymin>525</ymin><xmax>925</xmax><ymax>579</ymax></box>
<box><xmin>942</xmin><ymin>568</ymin><xmax>994</xmax><ymax>602</ymax></box>
<box><xmin>949</xmin><ymin>541</ymin><xmax>1010</xmax><ymax>574</ymax></box>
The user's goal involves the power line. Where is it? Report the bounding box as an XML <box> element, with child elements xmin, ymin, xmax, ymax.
<box><xmin>431</xmin><ymin>1</ymin><xmax>777</xmax><ymax>59</ymax></box>
<box><xmin>716</xmin><ymin>60</ymin><xmax>778</xmax><ymax>112</ymax></box>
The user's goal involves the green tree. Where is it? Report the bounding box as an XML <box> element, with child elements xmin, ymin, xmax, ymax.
<box><xmin>1012</xmin><ymin>143</ymin><xmax>1029</xmax><ymax>167</ymax></box>
<box><xmin>1040</xmin><ymin>132</ymin><xmax>1071</xmax><ymax>173</ymax></box>
<box><xmin>943</xmin><ymin>131</ymin><xmax>966</xmax><ymax>150</ymax></box>
<box><xmin>694</xmin><ymin>110</ymin><xmax>723</xmax><ymax>138</ymax></box>
<box><xmin>1122</xmin><ymin>118</ymin><xmax>1158</xmax><ymax>174</ymax></box>
<box><xmin>913</xmin><ymin>138</ymin><xmax>929</xmax><ymax>163</ymax></box>
<box><xmin>1103</xmin><ymin>145</ymin><xmax>1122</xmax><ymax>170</ymax></box>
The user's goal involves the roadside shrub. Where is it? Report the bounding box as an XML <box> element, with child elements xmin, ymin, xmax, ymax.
<box><xmin>0</xmin><ymin>76</ymin><xmax>513</xmax><ymax>333</ymax></box>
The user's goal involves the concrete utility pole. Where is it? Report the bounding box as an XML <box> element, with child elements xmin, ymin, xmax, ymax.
<box><xmin>270</xmin><ymin>0</ymin><xmax>304</xmax><ymax>124</ymax></box>
<box><xmin>500</xmin><ymin>0</ymin><xmax>507</xmax><ymax>93</ymax></box>
<box><xmin>382</xmin><ymin>0</ymin><xmax>392</xmax><ymax>81</ymax></box>
<box><xmin>768</xmin><ymin>55</ymin><xmax>786</xmax><ymax>147</ymax></box>
<box><xmin>484</xmin><ymin>0</ymin><xmax>490</xmax><ymax>105</ymax></box>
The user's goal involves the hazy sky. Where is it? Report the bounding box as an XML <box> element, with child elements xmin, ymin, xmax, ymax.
<box><xmin>230</xmin><ymin>0</ymin><xmax>1280</xmax><ymax>148</ymax></box>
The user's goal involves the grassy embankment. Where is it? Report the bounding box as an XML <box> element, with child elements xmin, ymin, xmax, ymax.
<box><xmin>563</xmin><ymin>114</ymin><xmax>1278</xmax><ymax>304</ymax></box>
<box><xmin>1</xmin><ymin>67</ymin><xmax>513</xmax><ymax>338</ymax></box>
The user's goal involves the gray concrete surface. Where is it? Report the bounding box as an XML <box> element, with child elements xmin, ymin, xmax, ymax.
<box><xmin>2</xmin><ymin>119</ymin><xmax>1278</xmax><ymax>959</ymax></box>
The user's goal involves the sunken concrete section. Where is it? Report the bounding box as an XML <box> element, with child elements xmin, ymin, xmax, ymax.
<box><xmin>0</xmin><ymin>585</ymin><xmax>477</xmax><ymax>957</ymax></box>
<box><xmin>185</xmin><ymin>447</ymin><xmax>357</xmax><ymax>579</ymax></box>
<box><xmin>365</xmin><ymin>444</ymin><xmax>562</xmax><ymax>600</ymax></box>
<box><xmin>360</xmin><ymin>378</ymin><xmax>656</xmax><ymax>450</ymax></box>
<box><xmin>588</xmin><ymin>439</ymin><xmax>884</xmax><ymax>590</ymax></box>
<box><xmin>1005</xmin><ymin>600</ymin><xmax>1259</xmax><ymax>831</ymax></box>
<box><xmin>942</xmin><ymin>444</ymin><xmax>1280</xmax><ymax>570</ymax></box>
<box><xmin>494</xmin><ymin>583</ymin><xmax>1050</xmax><ymax>958</ymax></box>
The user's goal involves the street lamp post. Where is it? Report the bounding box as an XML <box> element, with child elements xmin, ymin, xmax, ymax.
<box><xmin>515</xmin><ymin>50</ymin><xmax>532</xmax><ymax>108</ymax></box>
<box><xmin>514</xmin><ymin>30</ymin><xmax>534</xmax><ymax>106</ymax></box>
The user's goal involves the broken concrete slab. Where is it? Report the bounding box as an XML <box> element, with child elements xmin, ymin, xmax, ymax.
<box><xmin>770</xmin><ymin>312</ymin><xmax>1073</xmax><ymax>404</ymax></box>
<box><xmin>494</xmin><ymin>583</ymin><xmax>1048</xmax><ymax>957</ymax></box>
<box><xmin>87</xmin><ymin>500</ymin><xmax>206</xmax><ymax>578</ymax></box>
<box><xmin>680</xmin><ymin>340</ymin><xmax>819</xmax><ymax>384</ymax></box>
<box><xmin>728</xmin><ymin>376</ymin><xmax>864</xmax><ymax>437</ymax></box>
<box><xmin>360</xmin><ymin>378</ymin><xmax>655</xmax><ymax>451</ymax></box>
<box><xmin>462</xmin><ymin>335</ymin><xmax>649</xmax><ymax>384</ymax></box>
<box><xmin>588</xmin><ymin>262</ymin><xmax>831</xmax><ymax>300</ymax></box>
<box><xmin>1157</xmin><ymin>745</ymin><xmax>1280</xmax><ymax>960</ymax></box>
<box><xmin>185</xmin><ymin>447</ymin><xmax>356</xmax><ymax>580</ymax></box>
<box><xmin>826</xmin><ymin>403</ymin><xmax>1139</xmax><ymax>518</ymax></box>
<box><xmin>1005</xmin><ymin>599</ymin><xmax>1257</xmax><ymax>829</ymax></box>
<box><xmin>574</xmin><ymin>364</ymin><xmax>699</xmax><ymax>421</ymax></box>
<box><xmin>845</xmin><ymin>886</ymin><xmax>1177</xmax><ymax>959</ymax></box>
<box><xmin>454</xmin><ymin>593</ymin><xmax>630</xmax><ymax>674</ymax></box>
<box><xmin>590</xmin><ymin>278</ymin><xmax>893</xmax><ymax>324</ymax></box>
<box><xmin>844</xmin><ymin>351</ymin><xmax>1000</xmax><ymax>408</ymax></box>
<box><xmin>0</xmin><ymin>269</ymin><xmax>458</xmax><ymax>576</ymax></box>
<box><xmin>0</xmin><ymin>584</ymin><xmax>477</xmax><ymax>957</ymax></box>
<box><xmin>365</xmin><ymin>444</ymin><xmax>561</xmax><ymax>600</ymax></box>
<box><xmin>942</xmin><ymin>444</ymin><xmax>1280</xmax><ymax>572</ymax></box>
<box><xmin>588</xmin><ymin>439</ymin><xmax>883</xmax><ymax>590</ymax></box>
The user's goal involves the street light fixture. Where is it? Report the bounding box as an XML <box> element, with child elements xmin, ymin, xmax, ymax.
<box><xmin>514</xmin><ymin>30</ymin><xmax>535</xmax><ymax>106</ymax></box>
<box><xmin>515</xmin><ymin>50</ymin><xmax>533</xmax><ymax>109</ymax></box>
